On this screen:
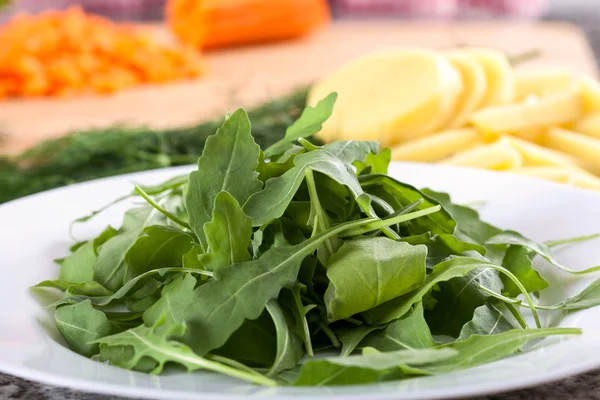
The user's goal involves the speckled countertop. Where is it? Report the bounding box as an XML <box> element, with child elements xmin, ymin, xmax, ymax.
<box><xmin>3</xmin><ymin>6</ymin><xmax>600</xmax><ymax>400</ymax></box>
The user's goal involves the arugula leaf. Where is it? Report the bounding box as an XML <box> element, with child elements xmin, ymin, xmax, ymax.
<box><xmin>360</xmin><ymin>302</ymin><xmax>435</xmax><ymax>351</ymax></box>
<box><xmin>432</xmin><ymin>328</ymin><xmax>581</xmax><ymax>372</ymax></box>
<box><xmin>359</xmin><ymin>174</ymin><xmax>456</xmax><ymax>235</ymax></box>
<box><xmin>124</xmin><ymin>226</ymin><xmax>195</xmax><ymax>281</ymax></box>
<box><xmin>426</xmin><ymin>266</ymin><xmax>504</xmax><ymax>337</ymax></box>
<box><xmin>143</xmin><ymin>217</ymin><xmax>380</xmax><ymax>356</ymax></box>
<box><xmin>57</xmin><ymin>242</ymin><xmax>96</xmax><ymax>283</ymax></box>
<box><xmin>457</xmin><ymin>303</ymin><xmax>515</xmax><ymax>341</ymax></box>
<box><xmin>186</xmin><ymin>109</ymin><xmax>262</xmax><ymax>250</ymax></box>
<box><xmin>501</xmin><ymin>245</ymin><xmax>549</xmax><ymax>297</ymax></box>
<box><xmin>423</xmin><ymin>189</ymin><xmax>502</xmax><ymax>246</ymax></box>
<box><xmin>263</xmin><ymin>93</ymin><xmax>337</xmax><ymax>158</ymax></box>
<box><xmin>55</xmin><ymin>300</ymin><xmax>117</xmax><ymax>357</ymax></box>
<box><xmin>200</xmin><ymin>191</ymin><xmax>253</xmax><ymax>270</ymax></box>
<box><xmin>325</xmin><ymin>238</ymin><xmax>427</xmax><ymax>321</ymax></box>
<box><xmin>321</xmin><ymin>141</ymin><xmax>379</xmax><ymax>164</ymax></box>
<box><xmin>488</xmin><ymin>230</ymin><xmax>600</xmax><ymax>275</ymax></box>
<box><xmin>337</xmin><ymin>325</ymin><xmax>382</xmax><ymax>357</ymax></box>
<box><xmin>362</xmin><ymin>256</ymin><xmax>539</xmax><ymax>327</ymax></box>
<box><xmin>279</xmin><ymin>284</ymin><xmax>316</xmax><ymax>357</ymax></box>
<box><xmin>244</xmin><ymin>150</ymin><xmax>376</xmax><ymax>227</ymax></box>
<box><xmin>94</xmin><ymin>207</ymin><xmax>156</xmax><ymax>292</ymax></box>
<box><xmin>95</xmin><ymin>322</ymin><xmax>277</xmax><ymax>386</ymax></box>
<box><xmin>265</xmin><ymin>300</ymin><xmax>304</xmax><ymax>376</ymax></box>
<box><xmin>294</xmin><ymin>347</ymin><xmax>457</xmax><ymax>386</ymax></box>
<box><xmin>402</xmin><ymin>233</ymin><xmax>486</xmax><ymax>269</ymax></box>
<box><xmin>551</xmin><ymin>277</ymin><xmax>600</xmax><ymax>311</ymax></box>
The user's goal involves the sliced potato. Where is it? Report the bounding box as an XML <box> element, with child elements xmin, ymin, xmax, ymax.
<box><xmin>307</xmin><ymin>48</ymin><xmax>462</xmax><ymax>146</ymax></box>
<box><xmin>453</xmin><ymin>47</ymin><xmax>514</xmax><ymax>107</ymax></box>
<box><xmin>391</xmin><ymin>128</ymin><xmax>481</xmax><ymax>162</ymax></box>
<box><xmin>442</xmin><ymin>140</ymin><xmax>523</xmax><ymax>170</ymax></box>
<box><xmin>580</xmin><ymin>75</ymin><xmax>600</xmax><ymax>113</ymax></box>
<box><xmin>546</xmin><ymin>127</ymin><xmax>600</xmax><ymax>171</ymax></box>
<box><xmin>574</xmin><ymin>113</ymin><xmax>600</xmax><ymax>139</ymax></box>
<box><xmin>514</xmin><ymin>68</ymin><xmax>575</xmax><ymax>100</ymax></box>
<box><xmin>510</xmin><ymin>166</ymin><xmax>571</xmax><ymax>183</ymax></box>
<box><xmin>470</xmin><ymin>88</ymin><xmax>582</xmax><ymax>134</ymax></box>
<box><xmin>499</xmin><ymin>136</ymin><xmax>576</xmax><ymax>167</ymax></box>
<box><xmin>443</xmin><ymin>53</ymin><xmax>487</xmax><ymax>128</ymax></box>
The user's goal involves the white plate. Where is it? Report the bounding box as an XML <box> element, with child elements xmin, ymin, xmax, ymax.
<box><xmin>1</xmin><ymin>162</ymin><xmax>600</xmax><ymax>400</ymax></box>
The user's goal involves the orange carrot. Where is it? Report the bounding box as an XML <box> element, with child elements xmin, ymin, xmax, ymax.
<box><xmin>0</xmin><ymin>6</ymin><xmax>204</xmax><ymax>100</ymax></box>
<box><xmin>166</xmin><ymin>0</ymin><xmax>330</xmax><ymax>50</ymax></box>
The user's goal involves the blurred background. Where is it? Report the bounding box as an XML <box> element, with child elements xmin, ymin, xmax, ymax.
<box><xmin>3</xmin><ymin>0</ymin><xmax>600</xmax><ymax>204</ymax></box>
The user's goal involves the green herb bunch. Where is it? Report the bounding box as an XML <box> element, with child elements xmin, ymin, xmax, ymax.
<box><xmin>0</xmin><ymin>90</ymin><xmax>309</xmax><ymax>205</ymax></box>
<box><xmin>33</xmin><ymin>93</ymin><xmax>600</xmax><ymax>387</ymax></box>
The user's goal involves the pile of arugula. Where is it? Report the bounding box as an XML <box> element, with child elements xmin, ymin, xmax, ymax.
<box><xmin>34</xmin><ymin>93</ymin><xmax>600</xmax><ymax>387</ymax></box>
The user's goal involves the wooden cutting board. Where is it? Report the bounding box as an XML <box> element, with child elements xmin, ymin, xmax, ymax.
<box><xmin>1</xmin><ymin>21</ymin><xmax>597</xmax><ymax>154</ymax></box>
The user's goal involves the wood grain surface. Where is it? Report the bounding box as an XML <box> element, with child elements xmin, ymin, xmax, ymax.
<box><xmin>0</xmin><ymin>21</ymin><xmax>597</xmax><ymax>154</ymax></box>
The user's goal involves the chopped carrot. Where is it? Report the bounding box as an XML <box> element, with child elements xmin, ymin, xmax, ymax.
<box><xmin>0</xmin><ymin>6</ymin><xmax>204</xmax><ymax>100</ymax></box>
<box><xmin>166</xmin><ymin>0</ymin><xmax>330</xmax><ymax>50</ymax></box>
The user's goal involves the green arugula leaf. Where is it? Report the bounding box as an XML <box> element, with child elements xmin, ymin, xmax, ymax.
<box><xmin>93</xmin><ymin>207</ymin><xmax>156</xmax><ymax>292</ymax></box>
<box><xmin>321</xmin><ymin>141</ymin><xmax>379</xmax><ymax>164</ymax></box>
<box><xmin>186</xmin><ymin>109</ymin><xmax>262</xmax><ymax>250</ymax></box>
<box><xmin>57</xmin><ymin>242</ymin><xmax>96</xmax><ymax>283</ymax></box>
<box><xmin>124</xmin><ymin>226</ymin><xmax>195</xmax><ymax>281</ymax></box>
<box><xmin>279</xmin><ymin>284</ymin><xmax>316</xmax><ymax>357</ymax></box>
<box><xmin>501</xmin><ymin>245</ymin><xmax>549</xmax><ymax>297</ymax></box>
<box><xmin>265</xmin><ymin>300</ymin><xmax>304</xmax><ymax>376</ymax></box>
<box><xmin>294</xmin><ymin>347</ymin><xmax>457</xmax><ymax>386</ymax></box>
<box><xmin>337</xmin><ymin>325</ymin><xmax>382</xmax><ymax>357</ymax></box>
<box><xmin>200</xmin><ymin>191</ymin><xmax>253</xmax><ymax>270</ymax></box>
<box><xmin>55</xmin><ymin>300</ymin><xmax>117</xmax><ymax>357</ymax></box>
<box><xmin>263</xmin><ymin>93</ymin><xmax>337</xmax><ymax>158</ymax></box>
<box><xmin>432</xmin><ymin>328</ymin><xmax>581</xmax><ymax>372</ymax></box>
<box><xmin>488</xmin><ymin>230</ymin><xmax>600</xmax><ymax>275</ymax></box>
<box><xmin>362</xmin><ymin>256</ymin><xmax>539</xmax><ymax>327</ymax></box>
<box><xmin>402</xmin><ymin>233</ymin><xmax>486</xmax><ymax>269</ymax></box>
<box><xmin>457</xmin><ymin>303</ymin><xmax>515</xmax><ymax>341</ymax></box>
<box><xmin>95</xmin><ymin>322</ymin><xmax>277</xmax><ymax>386</ymax></box>
<box><xmin>360</xmin><ymin>302</ymin><xmax>435</xmax><ymax>351</ymax></box>
<box><xmin>325</xmin><ymin>238</ymin><xmax>427</xmax><ymax>321</ymax></box>
<box><xmin>143</xmin><ymin>217</ymin><xmax>380</xmax><ymax>356</ymax></box>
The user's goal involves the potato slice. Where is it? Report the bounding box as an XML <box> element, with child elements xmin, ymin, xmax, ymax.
<box><xmin>442</xmin><ymin>139</ymin><xmax>523</xmax><ymax>170</ymax></box>
<box><xmin>443</xmin><ymin>53</ymin><xmax>487</xmax><ymax>128</ymax></box>
<box><xmin>391</xmin><ymin>128</ymin><xmax>481</xmax><ymax>162</ymax></box>
<box><xmin>512</xmin><ymin>166</ymin><xmax>600</xmax><ymax>190</ymax></box>
<box><xmin>580</xmin><ymin>75</ymin><xmax>600</xmax><ymax>113</ymax></box>
<box><xmin>452</xmin><ymin>47</ymin><xmax>514</xmax><ymax>108</ymax></box>
<box><xmin>510</xmin><ymin>166</ymin><xmax>571</xmax><ymax>183</ymax></box>
<box><xmin>307</xmin><ymin>48</ymin><xmax>462</xmax><ymax>146</ymax></box>
<box><xmin>546</xmin><ymin>127</ymin><xmax>600</xmax><ymax>171</ymax></box>
<box><xmin>574</xmin><ymin>113</ymin><xmax>600</xmax><ymax>139</ymax></box>
<box><xmin>500</xmin><ymin>136</ymin><xmax>576</xmax><ymax>167</ymax></box>
<box><xmin>470</xmin><ymin>88</ymin><xmax>582</xmax><ymax>134</ymax></box>
<box><xmin>514</xmin><ymin>68</ymin><xmax>575</xmax><ymax>100</ymax></box>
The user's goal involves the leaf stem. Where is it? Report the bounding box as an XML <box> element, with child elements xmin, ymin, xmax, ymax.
<box><xmin>206</xmin><ymin>354</ymin><xmax>268</xmax><ymax>380</ymax></box>
<box><xmin>319</xmin><ymin>321</ymin><xmax>341</xmax><ymax>348</ymax></box>
<box><xmin>292</xmin><ymin>286</ymin><xmax>314</xmax><ymax>357</ymax></box>
<box><xmin>545</xmin><ymin>233</ymin><xmax>600</xmax><ymax>249</ymax></box>
<box><xmin>341</xmin><ymin>205</ymin><xmax>441</xmax><ymax>237</ymax></box>
<box><xmin>504</xmin><ymin>302</ymin><xmax>528</xmax><ymax>329</ymax></box>
<box><xmin>134</xmin><ymin>185</ymin><xmax>191</xmax><ymax>230</ymax></box>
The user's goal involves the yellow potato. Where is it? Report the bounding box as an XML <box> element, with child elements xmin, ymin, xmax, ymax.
<box><xmin>443</xmin><ymin>52</ymin><xmax>487</xmax><ymax>128</ymax></box>
<box><xmin>452</xmin><ymin>47</ymin><xmax>514</xmax><ymax>107</ymax></box>
<box><xmin>470</xmin><ymin>88</ymin><xmax>582</xmax><ymax>134</ymax></box>
<box><xmin>307</xmin><ymin>48</ymin><xmax>462</xmax><ymax>146</ymax></box>
<box><xmin>580</xmin><ymin>75</ymin><xmax>600</xmax><ymax>113</ymax></box>
<box><xmin>510</xmin><ymin>166</ymin><xmax>571</xmax><ymax>183</ymax></box>
<box><xmin>499</xmin><ymin>136</ymin><xmax>576</xmax><ymax>167</ymax></box>
<box><xmin>514</xmin><ymin>68</ymin><xmax>575</xmax><ymax>100</ymax></box>
<box><xmin>442</xmin><ymin>140</ymin><xmax>523</xmax><ymax>170</ymax></box>
<box><xmin>569</xmin><ymin>169</ymin><xmax>600</xmax><ymax>191</ymax></box>
<box><xmin>391</xmin><ymin>128</ymin><xmax>481</xmax><ymax>162</ymax></box>
<box><xmin>546</xmin><ymin>127</ymin><xmax>600</xmax><ymax>171</ymax></box>
<box><xmin>574</xmin><ymin>113</ymin><xmax>600</xmax><ymax>139</ymax></box>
